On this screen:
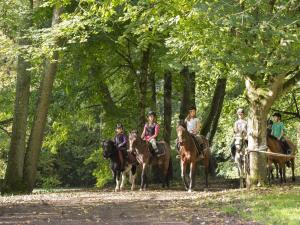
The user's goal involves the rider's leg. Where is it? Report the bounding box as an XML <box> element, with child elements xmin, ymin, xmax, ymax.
<box><xmin>150</xmin><ymin>139</ymin><xmax>159</xmax><ymax>153</ymax></box>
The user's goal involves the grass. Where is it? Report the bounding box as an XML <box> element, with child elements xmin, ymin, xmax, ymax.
<box><xmin>210</xmin><ymin>186</ymin><xmax>300</xmax><ymax>225</ymax></box>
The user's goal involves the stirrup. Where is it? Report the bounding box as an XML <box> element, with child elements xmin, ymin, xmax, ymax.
<box><xmin>176</xmin><ymin>155</ymin><xmax>181</xmax><ymax>159</ymax></box>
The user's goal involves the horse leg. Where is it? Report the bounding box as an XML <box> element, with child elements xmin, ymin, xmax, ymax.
<box><xmin>275</xmin><ymin>163</ymin><xmax>279</xmax><ymax>179</ymax></box>
<box><xmin>189</xmin><ymin>162</ymin><xmax>197</xmax><ymax>192</ymax></box>
<box><xmin>279</xmin><ymin>166</ymin><xmax>283</xmax><ymax>183</ymax></box>
<box><xmin>204</xmin><ymin>158</ymin><xmax>209</xmax><ymax>189</ymax></box>
<box><xmin>130</xmin><ymin>165</ymin><xmax>137</xmax><ymax>191</ymax></box>
<box><xmin>267</xmin><ymin>161</ymin><xmax>272</xmax><ymax>185</ymax></box>
<box><xmin>140</xmin><ymin>163</ymin><xmax>147</xmax><ymax>191</ymax></box>
<box><xmin>162</xmin><ymin>159</ymin><xmax>170</xmax><ymax>188</ymax></box>
<box><xmin>120</xmin><ymin>170</ymin><xmax>127</xmax><ymax>191</ymax></box>
<box><xmin>131</xmin><ymin>171</ymin><xmax>136</xmax><ymax>191</ymax></box>
<box><xmin>283</xmin><ymin>165</ymin><xmax>286</xmax><ymax>183</ymax></box>
<box><xmin>291</xmin><ymin>159</ymin><xmax>296</xmax><ymax>182</ymax></box>
<box><xmin>181</xmin><ymin>160</ymin><xmax>189</xmax><ymax>191</ymax></box>
<box><xmin>115</xmin><ymin>171</ymin><xmax>121</xmax><ymax>192</ymax></box>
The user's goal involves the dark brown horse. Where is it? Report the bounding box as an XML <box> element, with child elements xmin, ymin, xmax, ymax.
<box><xmin>267</xmin><ymin>135</ymin><xmax>296</xmax><ymax>183</ymax></box>
<box><xmin>176</xmin><ymin>125</ymin><xmax>210</xmax><ymax>192</ymax></box>
<box><xmin>128</xmin><ymin>131</ymin><xmax>172</xmax><ymax>191</ymax></box>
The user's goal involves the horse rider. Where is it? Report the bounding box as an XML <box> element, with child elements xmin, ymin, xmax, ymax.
<box><xmin>141</xmin><ymin>111</ymin><xmax>162</xmax><ymax>156</ymax></box>
<box><xmin>271</xmin><ymin>112</ymin><xmax>291</xmax><ymax>154</ymax></box>
<box><xmin>180</xmin><ymin>105</ymin><xmax>206</xmax><ymax>158</ymax></box>
<box><xmin>231</xmin><ymin>108</ymin><xmax>248</xmax><ymax>159</ymax></box>
<box><xmin>114</xmin><ymin>123</ymin><xmax>128</xmax><ymax>170</ymax></box>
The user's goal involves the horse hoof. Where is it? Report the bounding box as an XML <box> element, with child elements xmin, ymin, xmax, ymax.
<box><xmin>188</xmin><ymin>189</ymin><xmax>193</xmax><ymax>193</ymax></box>
<box><xmin>139</xmin><ymin>188</ymin><xmax>143</xmax><ymax>191</ymax></box>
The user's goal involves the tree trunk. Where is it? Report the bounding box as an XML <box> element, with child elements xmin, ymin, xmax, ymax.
<box><xmin>201</xmin><ymin>78</ymin><xmax>227</xmax><ymax>144</ymax></box>
<box><xmin>246</xmin><ymin>103</ymin><xmax>268</xmax><ymax>187</ymax></box>
<box><xmin>149</xmin><ymin>72</ymin><xmax>157</xmax><ymax>112</ymax></box>
<box><xmin>2</xmin><ymin>51</ymin><xmax>31</xmax><ymax>194</ymax></box>
<box><xmin>179</xmin><ymin>67</ymin><xmax>195</xmax><ymax>120</ymax></box>
<box><xmin>2</xmin><ymin>2</ymin><xmax>33</xmax><ymax>194</ymax></box>
<box><xmin>22</xmin><ymin>7</ymin><xmax>62</xmax><ymax>193</ymax></box>
<box><xmin>190</xmin><ymin>71</ymin><xmax>196</xmax><ymax>107</ymax></box>
<box><xmin>163</xmin><ymin>71</ymin><xmax>172</xmax><ymax>144</ymax></box>
<box><xmin>137</xmin><ymin>48</ymin><xmax>150</xmax><ymax>132</ymax></box>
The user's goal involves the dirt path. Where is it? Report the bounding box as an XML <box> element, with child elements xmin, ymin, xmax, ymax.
<box><xmin>0</xmin><ymin>180</ymin><xmax>260</xmax><ymax>225</ymax></box>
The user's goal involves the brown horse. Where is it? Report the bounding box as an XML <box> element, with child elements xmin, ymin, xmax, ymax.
<box><xmin>267</xmin><ymin>135</ymin><xmax>296</xmax><ymax>183</ymax></box>
<box><xmin>128</xmin><ymin>131</ymin><xmax>172</xmax><ymax>191</ymax></box>
<box><xmin>176</xmin><ymin>125</ymin><xmax>210</xmax><ymax>192</ymax></box>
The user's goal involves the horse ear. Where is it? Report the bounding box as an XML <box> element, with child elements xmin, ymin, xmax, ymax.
<box><xmin>178</xmin><ymin>119</ymin><xmax>186</xmax><ymax>128</ymax></box>
<box><xmin>131</xmin><ymin>129</ymin><xmax>138</xmax><ymax>135</ymax></box>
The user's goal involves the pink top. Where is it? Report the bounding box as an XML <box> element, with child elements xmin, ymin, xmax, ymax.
<box><xmin>143</xmin><ymin>123</ymin><xmax>160</xmax><ymax>142</ymax></box>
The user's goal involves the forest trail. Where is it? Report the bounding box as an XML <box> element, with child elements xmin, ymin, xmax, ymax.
<box><xmin>0</xmin><ymin>179</ymin><xmax>262</xmax><ymax>225</ymax></box>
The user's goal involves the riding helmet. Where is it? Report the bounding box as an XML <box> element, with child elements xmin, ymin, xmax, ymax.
<box><xmin>147</xmin><ymin>111</ymin><xmax>156</xmax><ymax>117</ymax></box>
<box><xmin>236</xmin><ymin>108</ymin><xmax>245</xmax><ymax>114</ymax></box>
<box><xmin>116</xmin><ymin>123</ymin><xmax>124</xmax><ymax>129</ymax></box>
<box><xmin>189</xmin><ymin>105</ymin><xmax>197</xmax><ymax>111</ymax></box>
<box><xmin>272</xmin><ymin>112</ymin><xmax>281</xmax><ymax>118</ymax></box>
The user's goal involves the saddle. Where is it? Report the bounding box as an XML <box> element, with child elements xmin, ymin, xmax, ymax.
<box><xmin>148</xmin><ymin>142</ymin><xmax>166</xmax><ymax>157</ymax></box>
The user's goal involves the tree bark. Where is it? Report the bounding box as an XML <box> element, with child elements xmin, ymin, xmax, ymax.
<box><xmin>201</xmin><ymin>78</ymin><xmax>227</xmax><ymax>144</ymax></box>
<box><xmin>149</xmin><ymin>72</ymin><xmax>157</xmax><ymax>112</ymax></box>
<box><xmin>2</xmin><ymin>2</ymin><xmax>33</xmax><ymax>194</ymax></box>
<box><xmin>179</xmin><ymin>67</ymin><xmax>195</xmax><ymax>120</ymax></box>
<box><xmin>22</xmin><ymin>7</ymin><xmax>62</xmax><ymax>193</ymax></box>
<box><xmin>245</xmin><ymin>77</ymin><xmax>281</xmax><ymax>187</ymax></box>
<box><xmin>163</xmin><ymin>71</ymin><xmax>172</xmax><ymax>144</ymax></box>
<box><xmin>246</xmin><ymin>102</ymin><xmax>268</xmax><ymax>187</ymax></box>
<box><xmin>137</xmin><ymin>48</ymin><xmax>150</xmax><ymax>132</ymax></box>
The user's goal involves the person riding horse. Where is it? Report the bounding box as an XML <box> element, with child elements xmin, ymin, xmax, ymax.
<box><xmin>271</xmin><ymin>112</ymin><xmax>291</xmax><ymax>154</ymax></box>
<box><xmin>114</xmin><ymin>123</ymin><xmax>128</xmax><ymax>170</ymax></box>
<box><xmin>141</xmin><ymin>111</ymin><xmax>163</xmax><ymax>156</ymax></box>
<box><xmin>177</xmin><ymin>105</ymin><xmax>206</xmax><ymax>158</ymax></box>
<box><xmin>231</xmin><ymin>108</ymin><xmax>248</xmax><ymax>159</ymax></box>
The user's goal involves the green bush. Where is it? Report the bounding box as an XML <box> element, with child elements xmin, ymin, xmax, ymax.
<box><xmin>40</xmin><ymin>175</ymin><xmax>62</xmax><ymax>189</ymax></box>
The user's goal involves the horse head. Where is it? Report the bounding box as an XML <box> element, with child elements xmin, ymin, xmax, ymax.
<box><xmin>234</xmin><ymin>133</ymin><xmax>246</xmax><ymax>154</ymax></box>
<box><xmin>129</xmin><ymin>130</ymin><xmax>139</xmax><ymax>153</ymax></box>
<box><xmin>176</xmin><ymin>125</ymin><xmax>188</xmax><ymax>146</ymax></box>
<box><xmin>102</xmin><ymin>140</ymin><xmax>116</xmax><ymax>159</ymax></box>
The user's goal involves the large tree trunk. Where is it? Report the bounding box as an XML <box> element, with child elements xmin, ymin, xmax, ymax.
<box><xmin>246</xmin><ymin>103</ymin><xmax>268</xmax><ymax>187</ymax></box>
<box><xmin>2</xmin><ymin>1</ymin><xmax>33</xmax><ymax>194</ymax></box>
<box><xmin>149</xmin><ymin>72</ymin><xmax>157</xmax><ymax>112</ymax></box>
<box><xmin>137</xmin><ymin>48</ymin><xmax>150</xmax><ymax>131</ymax></box>
<box><xmin>245</xmin><ymin>78</ymin><xmax>280</xmax><ymax>187</ymax></box>
<box><xmin>163</xmin><ymin>71</ymin><xmax>172</xmax><ymax>144</ymax></box>
<box><xmin>22</xmin><ymin>7</ymin><xmax>62</xmax><ymax>193</ymax></box>
<box><xmin>179</xmin><ymin>67</ymin><xmax>195</xmax><ymax>120</ymax></box>
<box><xmin>201</xmin><ymin>78</ymin><xmax>227</xmax><ymax>144</ymax></box>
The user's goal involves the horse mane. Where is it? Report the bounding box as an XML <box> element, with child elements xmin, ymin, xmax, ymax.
<box><xmin>267</xmin><ymin>134</ymin><xmax>277</xmax><ymax>140</ymax></box>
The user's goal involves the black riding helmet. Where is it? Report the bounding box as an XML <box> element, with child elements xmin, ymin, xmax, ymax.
<box><xmin>147</xmin><ymin>111</ymin><xmax>156</xmax><ymax>117</ymax></box>
<box><xmin>272</xmin><ymin>112</ymin><xmax>281</xmax><ymax>119</ymax></box>
<box><xmin>189</xmin><ymin>105</ymin><xmax>197</xmax><ymax>111</ymax></box>
<box><xmin>116</xmin><ymin>123</ymin><xmax>124</xmax><ymax>129</ymax></box>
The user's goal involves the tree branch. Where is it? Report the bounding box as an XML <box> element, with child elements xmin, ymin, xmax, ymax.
<box><xmin>0</xmin><ymin>118</ymin><xmax>13</xmax><ymax>126</ymax></box>
<box><xmin>292</xmin><ymin>92</ymin><xmax>299</xmax><ymax>114</ymax></box>
<box><xmin>271</xmin><ymin>108</ymin><xmax>300</xmax><ymax>119</ymax></box>
<box><xmin>0</xmin><ymin>126</ymin><xmax>11</xmax><ymax>136</ymax></box>
<box><xmin>282</xmin><ymin>67</ymin><xmax>300</xmax><ymax>91</ymax></box>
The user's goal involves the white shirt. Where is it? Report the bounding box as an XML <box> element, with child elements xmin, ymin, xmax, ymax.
<box><xmin>234</xmin><ymin>119</ymin><xmax>247</xmax><ymax>135</ymax></box>
<box><xmin>186</xmin><ymin>117</ymin><xmax>200</xmax><ymax>135</ymax></box>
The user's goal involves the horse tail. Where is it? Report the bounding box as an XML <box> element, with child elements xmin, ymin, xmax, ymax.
<box><xmin>167</xmin><ymin>157</ymin><xmax>173</xmax><ymax>180</ymax></box>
